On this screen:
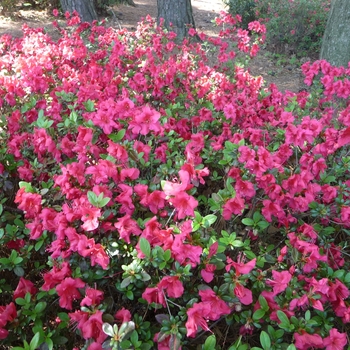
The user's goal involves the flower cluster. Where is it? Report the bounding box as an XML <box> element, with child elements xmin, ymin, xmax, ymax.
<box><xmin>0</xmin><ymin>9</ymin><xmax>349</xmax><ymax>350</ymax></box>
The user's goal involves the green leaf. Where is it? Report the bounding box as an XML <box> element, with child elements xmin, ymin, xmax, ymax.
<box><xmin>260</xmin><ymin>331</ymin><xmax>271</xmax><ymax>350</ymax></box>
<box><xmin>57</xmin><ymin>312</ymin><xmax>69</xmax><ymax>322</ymax></box>
<box><xmin>19</xmin><ymin>181</ymin><xmax>34</xmax><ymax>193</ymax></box>
<box><xmin>139</xmin><ymin>237</ymin><xmax>151</xmax><ymax>258</ymax></box>
<box><xmin>120</xmin><ymin>340</ymin><xmax>132</xmax><ymax>349</ymax></box>
<box><xmin>29</xmin><ymin>332</ymin><xmax>40</xmax><ymax>350</ymax></box>
<box><xmin>84</xmin><ymin>99</ymin><xmax>95</xmax><ymax>112</ymax></box>
<box><xmin>14</xmin><ymin>266</ymin><xmax>25</xmax><ymax>277</ymax></box>
<box><xmin>98</xmin><ymin>196</ymin><xmax>110</xmax><ymax>208</ymax></box>
<box><xmin>130</xmin><ymin>330</ymin><xmax>139</xmax><ymax>344</ymax></box>
<box><xmin>102</xmin><ymin>323</ymin><xmax>115</xmax><ymax>337</ymax></box>
<box><xmin>141</xmin><ymin>272</ymin><xmax>151</xmax><ymax>281</ymax></box>
<box><xmin>35</xmin><ymin>240</ymin><xmax>44</xmax><ymax>252</ymax></box>
<box><xmin>192</xmin><ymin>223</ymin><xmax>200</xmax><ymax>232</ymax></box>
<box><xmin>87</xmin><ymin>191</ymin><xmax>98</xmax><ymax>206</ymax></box>
<box><xmin>194</xmin><ymin>211</ymin><xmax>202</xmax><ymax>222</ymax></box>
<box><xmin>108</xmin><ymin>129</ymin><xmax>126</xmax><ymax>142</ymax></box>
<box><xmin>120</xmin><ymin>276</ymin><xmax>132</xmax><ymax>289</ymax></box>
<box><xmin>202</xmin><ymin>214</ymin><xmax>217</xmax><ymax>228</ymax></box>
<box><xmin>344</xmin><ymin>272</ymin><xmax>350</xmax><ymax>284</ymax></box>
<box><xmin>253</xmin><ymin>309</ymin><xmax>265</xmax><ymax>321</ymax></box>
<box><xmin>305</xmin><ymin>310</ymin><xmax>311</xmax><ymax>321</ymax></box>
<box><xmin>286</xmin><ymin>345</ymin><xmax>297</xmax><ymax>350</ymax></box>
<box><xmin>13</xmin><ymin>257</ymin><xmax>23</xmax><ymax>265</ymax></box>
<box><xmin>163</xmin><ymin>249</ymin><xmax>171</xmax><ymax>261</ymax></box>
<box><xmin>333</xmin><ymin>270</ymin><xmax>345</xmax><ymax>279</ymax></box>
<box><xmin>51</xmin><ymin>335</ymin><xmax>68</xmax><ymax>345</ymax></box>
<box><xmin>34</xmin><ymin>302</ymin><xmax>47</xmax><ymax>314</ymax></box>
<box><xmin>45</xmin><ymin>338</ymin><xmax>54</xmax><ymax>350</ymax></box>
<box><xmin>257</xmin><ymin>221</ymin><xmax>270</xmax><ymax>230</ymax></box>
<box><xmin>252</xmin><ymin>211</ymin><xmax>263</xmax><ymax>222</ymax></box>
<box><xmin>277</xmin><ymin>310</ymin><xmax>291</xmax><ymax>330</ymax></box>
<box><xmin>242</xmin><ymin>218</ymin><xmax>254</xmax><ymax>226</ymax></box>
<box><xmin>15</xmin><ymin>297</ymin><xmax>26</xmax><ymax>306</ymax></box>
<box><xmin>0</xmin><ymin>257</ymin><xmax>10</xmax><ymax>265</ymax></box>
<box><xmin>203</xmin><ymin>334</ymin><xmax>216</xmax><ymax>350</ymax></box>
<box><xmin>232</xmin><ymin>240</ymin><xmax>244</xmax><ymax>247</ymax></box>
<box><xmin>258</xmin><ymin>295</ymin><xmax>269</xmax><ymax>312</ymax></box>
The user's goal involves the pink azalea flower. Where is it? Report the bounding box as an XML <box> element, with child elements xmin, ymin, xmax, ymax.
<box><xmin>185</xmin><ymin>302</ymin><xmax>212</xmax><ymax>338</ymax></box>
<box><xmin>170</xmin><ymin>191</ymin><xmax>198</xmax><ymax>219</ymax></box>
<box><xmin>56</xmin><ymin>277</ymin><xmax>85</xmax><ymax>310</ymax></box>
<box><xmin>222</xmin><ymin>195</ymin><xmax>245</xmax><ymax>219</ymax></box>
<box><xmin>199</xmin><ymin>289</ymin><xmax>231</xmax><ymax>319</ymax></box>
<box><xmin>234</xmin><ymin>283</ymin><xmax>253</xmax><ymax>305</ymax></box>
<box><xmin>81</xmin><ymin>206</ymin><xmax>101</xmax><ymax>231</ymax></box>
<box><xmin>201</xmin><ymin>264</ymin><xmax>216</xmax><ymax>283</ymax></box>
<box><xmin>114</xmin><ymin>214</ymin><xmax>142</xmax><ymax>244</ymax></box>
<box><xmin>129</xmin><ymin>105</ymin><xmax>162</xmax><ymax>135</ymax></box>
<box><xmin>294</xmin><ymin>331</ymin><xmax>323</xmax><ymax>350</ymax></box>
<box><xmin>115</xmin><ymin>308</ymin><xmax>132</xmax><ymax>324</ymax></box>
<box><xmin>266</xmin><ymin>270</ymin><xmax>292</xmax><ymax>296</ymax></box>
<box><xmin>142</xmin><ymin>287</ymin><xmax>165</xmax><ymax>307</ymax></box>
<box><xmin>162</xmin><ymin>170</ymin><xmax>193</xmax><ymax>197</ymax></box>
<box><xmin>158</xmin><ymin>276</ymin><xmax>184</xmax><ymax>299</ymax></box>
<box><xmin>226</xmin><ymin>257</ymin><xmax>256</xmax><ymax>275</ymax></box>
<box><xmin>14</xmin><ymin>189</ymin><xmax>42</xmax><ymax>219</ymax></box>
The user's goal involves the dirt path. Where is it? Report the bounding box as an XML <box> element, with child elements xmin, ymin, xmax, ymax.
<box><xmin>0</xmin><ymin>0</ymin><xmax>304</xmax><ymax>92</ymax></box>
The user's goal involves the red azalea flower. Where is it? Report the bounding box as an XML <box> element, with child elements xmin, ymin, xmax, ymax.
<box><xmin>0</xmin><ymin>302</ymin><xmax>17</xmax><ymax>340</ymax></box>
<box><xmin>13</xmin><ymin>277</ymin><xmax>38</xmax><ymax>300</ymax></box>
<box><xmin>80</xmin><ymin>288</ymin><xmax>104</xmax><ymax>307</ymax></box>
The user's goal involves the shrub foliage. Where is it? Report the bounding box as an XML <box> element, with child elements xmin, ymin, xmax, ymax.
<box><xmin>226</xmin><ymin>0</ymin><xmax>331</xmax><ymax>57</ymax></box>
<box><xmin>0</xmin><ymin>10</ymin><xmax>350</xmax><ymax>350</ymax></box>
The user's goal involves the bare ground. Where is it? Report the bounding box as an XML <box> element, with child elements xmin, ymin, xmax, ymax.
<box><xmin>0</xmin><ymin>0</ymin><xmax>305</xmax><ymax>92</ymax></box>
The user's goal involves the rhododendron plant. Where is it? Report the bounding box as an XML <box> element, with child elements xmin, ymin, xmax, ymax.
<box><xmin>0</xmin><ymin>8</ymin><xmax>350</xmax><ymax>350</ymax></box>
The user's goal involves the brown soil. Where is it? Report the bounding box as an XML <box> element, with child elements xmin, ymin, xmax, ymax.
<box><xmin>0</xmin><ymin>0</ymin><xmax>305</xmax><ymax>92</ymax></box>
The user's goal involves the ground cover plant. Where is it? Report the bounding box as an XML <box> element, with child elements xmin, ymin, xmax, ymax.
<box><xmin>0</xmin><ymin>9</ymin><xmax>350</xmax><ymax>350</ymax></box>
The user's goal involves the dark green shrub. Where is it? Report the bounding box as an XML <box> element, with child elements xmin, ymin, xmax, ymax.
<box><xmin>225</xmin><ymin>0</ymin><xmax>331</xmax><ymax>58</ymax></box>
<box><xmin>223</xmin><ymin>0</ymin><xmax>257</xmax><ymax>28</ymax></box>
<box><xmin>255</xmin><ymin>0</ymin><xmax>331</xmax><ymax>57</ymax></box>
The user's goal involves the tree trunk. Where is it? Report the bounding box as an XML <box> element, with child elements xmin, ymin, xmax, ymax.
<box><xmin>157</xmin><ymin>0</ymin><xmax>196</xmax><ymax>42</ymax></box>
<box><xmin>60</xmin><ymin>0</ymin><xmax>98</xmax><ymax>23</ymax></box>
<box><xmin>320</xmin><ymin>0</ymin><xmax>350</xmax><ymax>67</ymax></box>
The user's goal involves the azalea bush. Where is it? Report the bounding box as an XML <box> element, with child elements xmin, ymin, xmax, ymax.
<box><xmin>226</xmin><ymin>0</ymin><xmax>331</xmax><ymax>58</ymax></box>
<box><xmin>255</xmin><ymin>0</ymin><xmax>331</xmax><ymax>57</ymax></box>
<box><xmin>0</xmin><ymin>9</ymin><xmax>350</xmax><ymax>350</ymax></box>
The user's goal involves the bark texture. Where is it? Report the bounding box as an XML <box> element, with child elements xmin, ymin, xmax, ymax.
<box><xmin>157</xmin><ymin>0</ymin><xmax>196</xmax><ymax>41</ymax></box>
<box><xmin>60</xmin><ymin>0</ymin><xmax>98</xmax><ymax>23</ymax></box>
<box><xmin>320</xmin><ymin>0</ymin><xmax>350</xmax><ymax>67</ymax></box>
